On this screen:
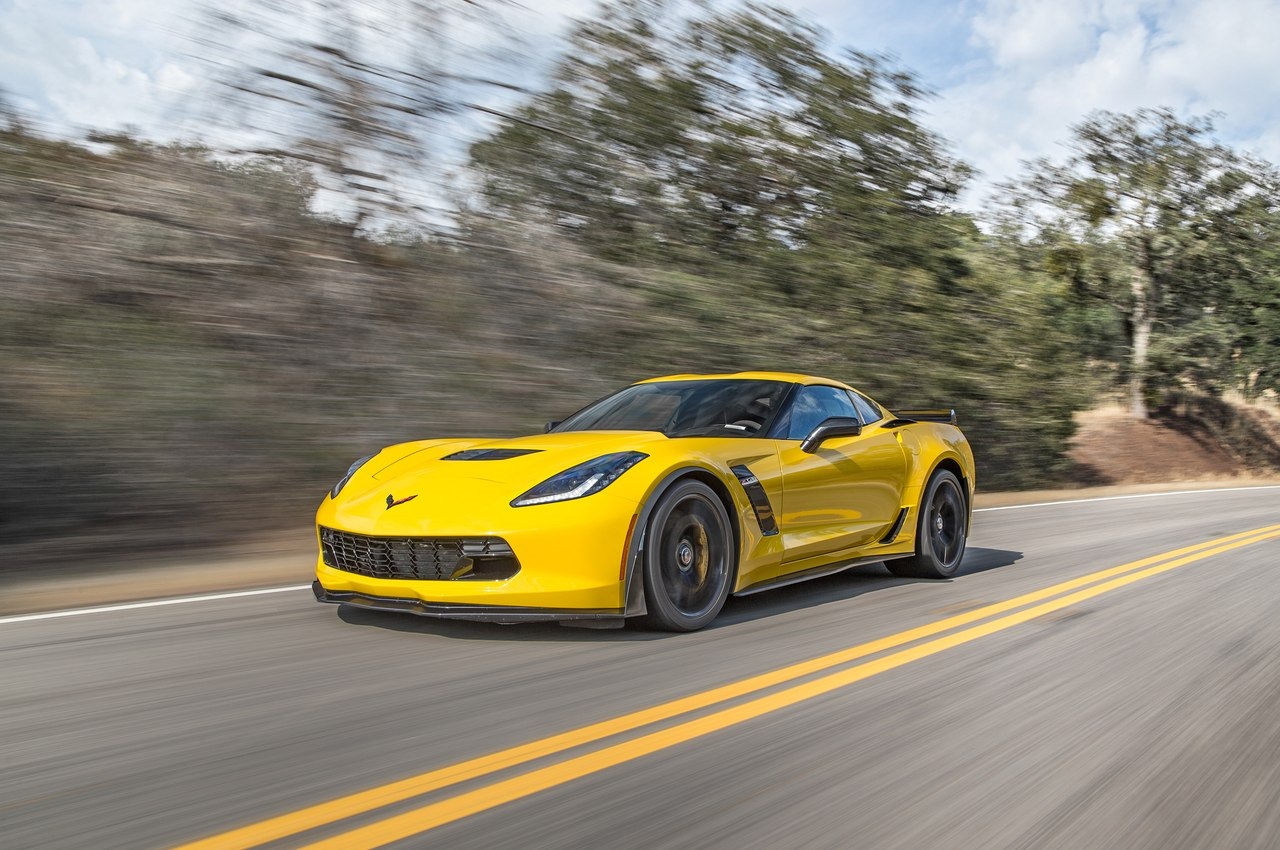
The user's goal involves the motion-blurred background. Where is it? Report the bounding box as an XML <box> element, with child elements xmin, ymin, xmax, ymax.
<box><xmin>4</xmin><ymin>0</ymin><xmax>1280</xmax><ymax>576</ymax></box>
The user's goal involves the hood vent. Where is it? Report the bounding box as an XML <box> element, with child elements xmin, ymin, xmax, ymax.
<box><xmin>443</xmin><ymin>448</ymin><xmax>542</xmax><ymax>461</ymax></box>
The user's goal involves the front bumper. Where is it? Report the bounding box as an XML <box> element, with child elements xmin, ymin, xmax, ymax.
<box><xmin>312</xmin><ymin>581</ymin><xmax>623</xmax><ymax>623</ymax></box>
<box><xmin>315</xmin><ymin>486</ymin><xmax>639</xmax><ymax>612</ymax></box>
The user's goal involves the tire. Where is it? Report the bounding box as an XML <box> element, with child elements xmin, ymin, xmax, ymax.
<box><xmin>887</xmin><ymin>470</ymin><xmax>968</xmax><ymax>579</ymax></box>
<box><xmin>642</xmin><ymin>480</ymin><xmax>734</xmax><ymax>631</ymax></box>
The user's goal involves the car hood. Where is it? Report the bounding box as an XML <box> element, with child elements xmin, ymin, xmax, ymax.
<box><xmin>368</xmin><ymin>430</ymin><xmax>671</xmax><ymax>492</ymax></box>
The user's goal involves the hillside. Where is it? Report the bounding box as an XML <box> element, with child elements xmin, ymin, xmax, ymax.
<box><xmin>0</xmin><ymin>126</ymin><xmax>1091</xmax><ymax>572</ymax></box>
<box><xmin>1068</xmin><ymin>397</ymin><xmax>1280</xmax><ymax>485</ymax></box>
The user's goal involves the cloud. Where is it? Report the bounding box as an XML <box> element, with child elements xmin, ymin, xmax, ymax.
<box><xmin>931</xmin><ymin>0</ymin><xmax>1280</xmax><ymax>202</ymax></box>
<box><xmin>0</xmin><ymin>0</ymin><xmax>199</xmax><ymax>136</ymax></box>
<box><xmin>972</xmin><ymin>0</ymin><xmax>1109</xmax><ymax>69</ymax></box>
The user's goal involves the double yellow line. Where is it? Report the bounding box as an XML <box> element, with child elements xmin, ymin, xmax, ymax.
<box><xmin>177</xmin><ymin>523</ymin><xmax>1280</xmax><ymax>850</ymax></box>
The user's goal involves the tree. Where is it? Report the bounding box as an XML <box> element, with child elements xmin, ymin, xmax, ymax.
<box><xmin>197</xmin><ymin>0</ymin><xmax>512</xmax><ymax>232</ymax></box>
<box><xmin>470</xmin><ymin>0</ymin><xmax>970</xmax><ymax>302</ymax></box>
<box><xmin>469</xmin><ymin>1</ymin><xmax>1092</xmax><ymax>487</ymax></box>
<box><xmin>0</xmin><ymin>88</ymin><xmax>18</xmax><ymax>132</ymax></box>
<box><xmin>1003</xmin><ymin>109</ymin><xmax>1276</xmax><ymax>418</ymax></box>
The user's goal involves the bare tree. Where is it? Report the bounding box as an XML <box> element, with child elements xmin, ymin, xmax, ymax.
<box><xmin>0</xmin><ymin>87</ymin><xmax>25</xmax><ymax>133</ymax></box>
<box><xmin>195</xmin><ymin>0</ymin><xmax>516</xmax><ymax>233</ymax></box>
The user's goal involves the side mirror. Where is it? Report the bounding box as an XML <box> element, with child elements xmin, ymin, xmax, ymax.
<box><xmin>544</xmin><ymin>420</ymin><xmax>562</xmax><ymax>433</ymax></box>
<box><xmin>800</xmin><ymin>416</ymin><xmax>862</xmax><ymax>453</ymax></box>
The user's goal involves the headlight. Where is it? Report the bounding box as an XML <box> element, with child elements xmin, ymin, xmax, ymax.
<box><xmin>511</xmin><ymin>452</ymin><xmax>647</xmax><ymax>507</ymax></box>
<box><xmin>331</xmin><ymin>455</ymin><xmax>374</xmax><ymax>499</ymax></box>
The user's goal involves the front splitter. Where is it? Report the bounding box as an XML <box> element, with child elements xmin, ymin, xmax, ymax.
<box><xmin>312</xmin><ymin>581</ymin><xmax>624</xmax><ymax>624</ymax></box>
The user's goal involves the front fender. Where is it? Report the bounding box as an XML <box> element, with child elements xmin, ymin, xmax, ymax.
<box><xmin>621</xmin><ymin>466</ymin><xmax>729</xmax><ymax>617</ymax></box>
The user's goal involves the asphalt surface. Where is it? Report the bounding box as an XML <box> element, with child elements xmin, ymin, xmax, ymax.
<box><xmin>4</xmin><ymin>487</ymin><xmax>1280</xmax><ymax>849</ymax></box>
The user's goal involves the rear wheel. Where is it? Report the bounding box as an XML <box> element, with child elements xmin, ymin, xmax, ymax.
<box><xmin>888</xmin><ymin>470</ymin><xmax>967</xmax><ymax>579</ymax></box>
<box><xmin>642</xmin><ymin>480</ymin><xmax>733</xmax><ymax>631</ymax></box>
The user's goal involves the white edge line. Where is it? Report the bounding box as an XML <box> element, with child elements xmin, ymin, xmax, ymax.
<box><xmin>0</xmin><ymin>584</ymin><xmax>312</xmax><ymax>625</ymax></box>
<box><xmin>974</xmin><ymin>484</ymin><xmax>1280</xmax><ymax>513</ymax></box>
<box><xmin>7</xmin><ymin>485</ymin><xmax>1280</xmax><ymax>625</ymax></box>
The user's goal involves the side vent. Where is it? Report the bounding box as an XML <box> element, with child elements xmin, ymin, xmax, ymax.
<box><xmin>730</xmin><ymin>465</ymin><xmax>779</xmax><ymax>536</ymax></box>
<box><xmin>879</xmin><ymin>507</ymin><xmax>909</xmax><ymax>544</ymax></box>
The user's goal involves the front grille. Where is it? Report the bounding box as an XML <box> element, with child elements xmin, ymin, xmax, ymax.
<box><xmin>320</xmin><ymin>528</ymin><xmax>520</xmax><ymax>581</ymax></box>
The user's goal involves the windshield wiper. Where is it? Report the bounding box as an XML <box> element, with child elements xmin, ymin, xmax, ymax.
<box><xmin>666</xmin><ymin>425</ymin><xmax>754</xmax><ymax>438</ymax></box>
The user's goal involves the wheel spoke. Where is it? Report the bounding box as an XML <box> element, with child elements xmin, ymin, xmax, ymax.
<box><xmin>928</xmin><ymin>483</ymin><xmax>964</xmax><ymax>568</ymax></box>
<box><xmin>656</xmin><ymin>494</ymin><xmax>727</xmax><ymax>618</ymax></box>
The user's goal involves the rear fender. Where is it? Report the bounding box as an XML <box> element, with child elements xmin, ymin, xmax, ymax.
<box><xmin>918</xmin><ymin>453</ymin><xmax>975</xmax><ymax>534</ymax></box>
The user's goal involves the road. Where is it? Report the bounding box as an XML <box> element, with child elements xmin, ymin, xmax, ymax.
<box><xmin>4</xmin><ymin>487</ymin><xmax>1280</xmax><ymax>849</ymax></box>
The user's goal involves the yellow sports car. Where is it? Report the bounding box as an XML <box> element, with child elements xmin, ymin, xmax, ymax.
<box><xmin>313</xmin><ymin>372</ymin><xmax>975</xmax><ymax>631</ymax></box>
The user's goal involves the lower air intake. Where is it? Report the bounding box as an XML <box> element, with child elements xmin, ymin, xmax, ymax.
<box><xmin>319</xmin><ymin>528</ymin><xmax>520</xmax><ymax>581</ymax></box>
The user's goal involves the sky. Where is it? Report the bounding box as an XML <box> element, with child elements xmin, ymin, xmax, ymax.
<box><xmin>4</xmin><ymin>0</ymin><xmax>1280</xmax><ymax>209</ymax></box>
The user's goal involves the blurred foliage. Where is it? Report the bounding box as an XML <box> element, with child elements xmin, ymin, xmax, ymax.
<box><xmin>0</xmin><ymin>127</ymin><xmax>635</xmax><ymax>561</ymax></box>
<box><xmin>3</xmin><ymin>0</ymin><xmax>1278</xmax><ymax>568</ymax></box>
<box><xmin>472</xmin><ymin>1</ymin><xmax>970</xmax><ymax>301</ymax></box>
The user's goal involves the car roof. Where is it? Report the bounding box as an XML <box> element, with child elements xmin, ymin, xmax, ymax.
<box><xmin>636</xmin><ymin>371</ymin><xmax>853</xmax><ymax>389</ymax></box>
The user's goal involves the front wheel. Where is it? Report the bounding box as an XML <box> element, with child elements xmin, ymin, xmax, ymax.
<box><xmin>888</xmin><ymin>470</ymin><xmax>968</xmax><ymax>579</ymax></box>
<box><xmin>642</xmin><ymin>480</ymin><xmax>734</xmax><ymax>631</ymax></box>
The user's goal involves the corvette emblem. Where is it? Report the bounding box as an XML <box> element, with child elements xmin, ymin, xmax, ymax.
<box><xmin>386</xmin><ymin>494</ymin><xmax>418</xmax><ymax>510</ymax></box>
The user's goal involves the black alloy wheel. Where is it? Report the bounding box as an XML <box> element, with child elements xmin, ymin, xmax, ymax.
<box><xmin>888</xmin><ymin>470</ymin><xmax>968</xmax><ymax>579</ymax></box>
<box><xmin>642</xmin><ymin>480</ymin><xmax>734</xmax><ymax>631</ymax></box>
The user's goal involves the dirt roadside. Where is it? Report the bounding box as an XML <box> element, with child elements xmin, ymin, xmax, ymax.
<box><xmin>5</xmin><ymin>478</ymin><xmax>1279</xmax><ymax>617</ymax></box>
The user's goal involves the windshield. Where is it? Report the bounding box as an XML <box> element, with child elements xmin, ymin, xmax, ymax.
<box><xmin>553</xmin><ymin>379</ymin><xmax>793</xmax><ymax>437</ymax></box>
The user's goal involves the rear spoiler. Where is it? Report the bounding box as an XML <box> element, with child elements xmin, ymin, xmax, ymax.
<box><xmin>891</xmin><ymin>408</ymin><xmax>958</xmax><ymax>426</ymax></box>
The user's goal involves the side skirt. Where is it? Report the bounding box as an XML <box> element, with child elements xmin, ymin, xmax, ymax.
<box><xmin>732</xmin><ymin>552</ymin><xmax>914</xmax><ymax>597</ymax></box>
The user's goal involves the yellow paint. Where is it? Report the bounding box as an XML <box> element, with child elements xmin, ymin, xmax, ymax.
<box><xmin>175</xmin><ymin>523</ymin><xmax>1280</xmax><ymax>850</ymax></box>
<box><xmin>775</xmin><ymin>427</ymin><xmax>908</xmax><ymax>560</ymax></box>
<box><xmin>313</xmin><ymin>373</ymin><xmax>974</xmax><ymax>614</ymax></box>
<box><xmin>302</xmin><ymin>526</ymin><xmax>1280</xmax><ymax>849</ymax></box>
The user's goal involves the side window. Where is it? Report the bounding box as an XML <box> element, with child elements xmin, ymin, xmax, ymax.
<box><xmin>780</xmin><ymin>386</ymin><xmax>859</xmax><ymax>440</ymax></box>
<box><xmin>848</xmin><ymin>390</ymin><xmax>883</xmax><ymax>425</ymax></box>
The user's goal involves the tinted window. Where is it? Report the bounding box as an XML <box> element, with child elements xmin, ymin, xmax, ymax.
<box><xmin>554</xmin><ymin>380</ymin><xmax>791</xmax><ymax>437</ymax></box>
<box><xmin>776</xmin><ymin>385</ymin><xmax>859</xmax><ymax>440</ymax></box>
<box><xmin>848</xmin><ymin>390</ymin><xmax>883</xmax><ymax>425</ymax></box>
